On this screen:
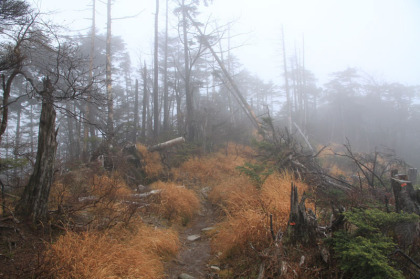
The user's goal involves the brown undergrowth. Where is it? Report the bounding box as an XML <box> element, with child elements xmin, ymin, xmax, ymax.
<box><xmin>43</xmin><ymin>222</ymin><xmax>179</xmax><ymax>278</ymax></box>
<box><xmin>149</xmin><ymin>181</ymin><xmax>200</xmax><ymax>225</ymax></box>
<box><xmin>170</xmin><ymin>143</ymin><xmax>315</xmax><ymax>276</ymax></box>
<box><xmin>210</xmin><ymin>171</ymin><xmax>312</xmax><ymax>274</ymax></box>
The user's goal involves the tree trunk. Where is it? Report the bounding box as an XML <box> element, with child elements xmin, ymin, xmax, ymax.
<box><xmin>0</xmin><ymin>70</ymin><xmax>19</xmax><ymax>145</ymax></box>
<box><xmin>141</xmin><ymin>63</ymin><xmax>148</xmax><ymax>140</ymax></box>
<box><xmin>15</xmin><ymin>78</ymin><xmax>58</xmax><ymax>222</ymax></box>
<box><xmin>66</xmin><ymin>102</ymin><xmax>75</xmax><ymax>160</ymax></box>
<box><xmin>162</xmin><ymin>0</ymin><xmax>169</xmax><ymax>133</ymax></box>
<box><xmin>83</xmin><ymin>0</ymin><xmax>96</xmax><ymax>161</ymax></box>
<box><xmin>106</xmin><ymin>0</ymin><xmax>114</xmax><ymax>143</ymax></box>
<box><xmin>153</xmin><ymin>0</ymin><xmax>160</xmax><ymax>139</ymax></box>
<box><xmin>281</xmin><ymin>26</ymin><xmax>292</xmax><ymax>134</ymax></box>
<box><xmin>133</xmin><ymin>79</ymin><xmax>139</xmax><ymax>142</ymax></box>
<box><xmin>182</xmin><ymin>0</ymin><xmax>194</xmax><ymax>142</ymax></box>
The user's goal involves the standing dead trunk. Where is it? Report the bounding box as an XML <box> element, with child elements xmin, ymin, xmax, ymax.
<box><xmin>162</xmin><ymin>0</ymin><xmax>169</xmax><ymax>133</ymax></box>
<box><xmin>141</xmin><ymin>63</ymin><xmax>148</xmax><ymax>140</ymax></box>
<box><xmin>153</xmin><ymin>0</ymin><xmax>160</xmax><ymax>139</ymax></box>
<box><xmin>286</xmin><ymin>182</ymin><xmax>317</xmax><ymax>244</ymax></box>
<box><xmin>15</xmin><ymin>78</ymin><xmax>58</xmax><ymax>222</ymax></box>
<box><xmin>133</xmin><ymin>79</ymin><xmax>139</xmax><ymax>142</ymax></box>
<box><xmin>281</xmin><ymin>26</ymin><xmax>292</xmax><ymax>134</ymax></box>
<box><xmin>106</xmin><ymin>0</ymin><xmax>114</xmax><ymax>143</ymax></box>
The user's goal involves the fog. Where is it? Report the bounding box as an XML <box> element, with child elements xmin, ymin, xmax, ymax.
<box><xmin>2</xmin><ymin>0</ymin><xmax>420</xmax><ymax>172</ymax></box>
<box><xmin>37</xmin><ymin>0</ymin><xmax>420</xmax><ymax>85</ymax></box>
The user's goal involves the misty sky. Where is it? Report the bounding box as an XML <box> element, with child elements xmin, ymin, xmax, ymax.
<box><xmin>36</xmin><ymin>0</ymin><xmax>420</xmax><ymax>86</ymax></box>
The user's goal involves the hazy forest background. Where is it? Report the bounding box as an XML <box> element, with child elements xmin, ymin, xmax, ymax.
<box><xmin>0</xmin><ymin>0</ymin><xmax>420</xmax><ymax>278</ymax></box>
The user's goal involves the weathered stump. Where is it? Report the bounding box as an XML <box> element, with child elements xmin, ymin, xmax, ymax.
<box><xmin>286</xmin><ymin>182</ymin><xmax>317</xmax><ymax>244</ymax></box>
<box><xmin>391</xmin><ymin>174</ymin><xmax>420</xmax><ymax>215</ymax></box>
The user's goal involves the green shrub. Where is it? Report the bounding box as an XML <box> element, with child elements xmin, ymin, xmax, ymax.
<box><xmin>332</xmin><ymin>208</ymin><xmax>419</xmax><ymax>278</ymax></box>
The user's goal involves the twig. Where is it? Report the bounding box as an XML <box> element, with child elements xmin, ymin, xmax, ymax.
<box><xmin>389</xmin><ymin>249</ymin><xmax>420</xmax><ymax>270</ymax></box>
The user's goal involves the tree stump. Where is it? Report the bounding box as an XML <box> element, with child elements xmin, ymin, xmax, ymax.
<box><xmin>286</xmin><ymin>182</ymin><xmax>317</xmax><ymax>244</ymax></box>
<box><xmin>391</xmin><ymin>174</ymin><xmax>420</xmax><ymax>215</ymax></box>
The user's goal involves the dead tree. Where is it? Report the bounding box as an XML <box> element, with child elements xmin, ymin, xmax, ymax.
<box><xmin>286</xmin><ymin>182</ymin><xmax>317</xmax><ymax>244</ymax></box>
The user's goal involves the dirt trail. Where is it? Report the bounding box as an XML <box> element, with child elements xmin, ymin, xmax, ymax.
<box><xmin>165</xmin><ymin>198</ymin><xmax>218</xmax><ymax>279</ymax></box>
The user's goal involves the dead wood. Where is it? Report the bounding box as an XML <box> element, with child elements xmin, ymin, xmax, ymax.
<box><xmin>391</xmin><ymin>174</ymin><xmax>420</xmax><ymax>214</ymax></box>
<box><xmin>286</xmin><ymin>182</ymin><xmax>317</xmax><ymax>244</ymax></box>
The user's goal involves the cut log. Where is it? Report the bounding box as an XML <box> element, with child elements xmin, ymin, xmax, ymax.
<box><xmin>148</xmin><ymin>137</ymin><xmax>185</xmax><ymax>152</ymax></box>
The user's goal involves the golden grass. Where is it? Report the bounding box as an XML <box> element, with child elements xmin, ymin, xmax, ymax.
<box><xmin>136</xmin><ymin>143</ymin><xmax>163</xmax><ymax>179</ymax></box>
<box><xmin>211</xmin><ymin>171</ymin><xmax>312</xmax><ymax>260</ymax></box>
<box><xmin>150</xmin><ymin>181</ymin><xmax>200</xmax><ymax>223</ymax></box>
<box><xmin>171</xmin><ymin>143</ymin><xmax>254</xmax><ymax>187</ymax></box>
<box><xmin>44</xmin><ymin>223</ymin><xmax>179</xmax><ymax>279</ymax></box>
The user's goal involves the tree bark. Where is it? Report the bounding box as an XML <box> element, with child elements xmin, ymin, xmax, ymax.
<box><xmin>15</xmin><ymin>78</ymin><xmax>58</xmax><ymax>222</ymax></box>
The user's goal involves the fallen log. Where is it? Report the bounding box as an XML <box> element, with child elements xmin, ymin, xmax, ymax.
<box><xmin>148</xmin><ymin>137</ymin><xmax>185</xmax><ymax>152</ymax></box>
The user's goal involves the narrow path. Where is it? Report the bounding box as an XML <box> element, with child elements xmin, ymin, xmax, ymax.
<box><xmin>165</xmin><ymin>199</ymin><xmax>217</xmax><ymax>279</ymax></box>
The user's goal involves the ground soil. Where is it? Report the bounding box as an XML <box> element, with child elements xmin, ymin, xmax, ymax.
<box><xmin>164</xmin><ymin>199</ymin><xmax>219</xmax><ymax>279</ymax></box>
<box><xmin>0</xmin><ymin>217</ymin><xmax>50</xmax><ymax>279</ymax></box>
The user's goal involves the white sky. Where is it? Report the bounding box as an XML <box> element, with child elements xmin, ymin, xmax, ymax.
<box><xmin>34</xmin><ymin>0</ymin><xmax>420</xmax><ymax>87</ymax></box>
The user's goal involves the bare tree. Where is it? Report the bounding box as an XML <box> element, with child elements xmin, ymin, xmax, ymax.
<box><xmin>153</xmin><ymin>0</ymin><xmax>160</xmax><ymax>139</ymax></box>
<box><xmin>106</xmin><ymin>0</ymin><xmax>114</xmax><ymax>144</ymax></box>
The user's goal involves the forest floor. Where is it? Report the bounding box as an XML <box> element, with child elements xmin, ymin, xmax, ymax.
<box><xmin>0</xmin><ymin>217</ymin><xmax>49</xmax><ymax>279</ymax></box>
<box><xmin>164</xmin><ymin>192</ymin><xmax>220</xmax><ymax>279</ymax></box>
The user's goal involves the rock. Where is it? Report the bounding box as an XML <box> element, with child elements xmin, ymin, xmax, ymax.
<box><xmin>187</xmin><ymin>234</ymin><xmax>201</xmax><ymax>241</ymax></box>
<box><xmin>210</xmin><ymin>265</ymin><xmax>221</xmax><ymax>272</ymax></box>
<box><xmin>299</xmin><ymin>255</ymin><xmax>305</xmax><ymax>266</ymax></box>
<box><xmin>320</xmin><ymin>247</ymin><xmax>329</xmax><ymax>263</ymax></box>
<box><xmin>137</xmin><ymin>184</ymin><xmax>146</xmax><ymax>192</ymax></box>
<box><xmin>201</xmin><ymin>186</ymin><xmax>211</xmax><ymax>197</ymax></box>
<box><xmin>201</xmin><ymin>227</ymin><xmax>215</xmax><ymax>232</ymax></box>
<box><xmin>178</xmin><ymin>273</ymin><xmax>195</xmax><ymax>279</ymax></box>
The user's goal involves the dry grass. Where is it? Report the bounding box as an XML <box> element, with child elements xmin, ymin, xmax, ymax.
<box><xmin>211</xmin><ymin>171</ymin><xmax>312</xmax><ymax>261</ymax></box>
<box><xmin>171</xmin><ymin>143</ymin><xmax>254</xmax><ymax>187</ymax></box>
<box><xmin>150</xmin><ymin>181</ymin><xmax>200</xmax><ymax>224</ymax></box>
<box><xmin>43</xmin><ymin>222</ymin><xmax>179</xmax><ymax>279</ymax></box>
<box><xmin>136</xmin><ymin>144</ymin><xmax>163</xmax><ymax>179</ymax></box>
<box><xmin>49</xmin><ymin>172</ymin><xmax>136</xmax><ymax>228</ymax></box>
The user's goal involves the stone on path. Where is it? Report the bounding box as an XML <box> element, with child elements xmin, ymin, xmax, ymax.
<box><xmin>178</xmin><ymin>273</ymin><xmax>195</xmax><ymax>279</ymax></box>
<box><xmin>201</xmin><ymin>227</ymin><xmax>215</xmax><ymax>232</ymax></box>
<box><xmin>187</xmin><ymin>234</ymin><xmax>201</xmax><ymax>241</ymax></box>
<box><xmin>210</xmin><ymin>265</ymin><xmax>221</xmax><ymax>272</ymax></box>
